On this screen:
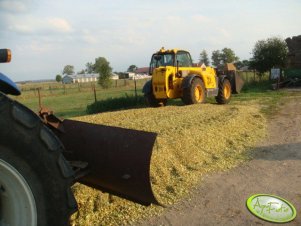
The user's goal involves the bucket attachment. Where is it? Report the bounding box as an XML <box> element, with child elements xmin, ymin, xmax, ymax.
<box><xmin>218</xmin><ymin>63</ymin><xmax>244</xmax><ymax>94</ymax></box>
<box><xmin>55</xmin><ymin>119</ymin><xmax>159</xmax><ymax>206</ymax></box>
<box><xmin>233</xmin><ymin>72</ymin><xmax>244</xmax><ymax>93</ymax></box>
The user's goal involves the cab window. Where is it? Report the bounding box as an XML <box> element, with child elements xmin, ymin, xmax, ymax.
<box><xmin>176</xmin><ymin>51</ymin><xmax>192</xmax><ymax>67</ymax></box>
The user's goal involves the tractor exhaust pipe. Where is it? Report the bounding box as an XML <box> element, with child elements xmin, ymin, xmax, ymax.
<box><xmin>54</xmin><ymin>119</ymin><xmax>159</xmax><ymax>206</ymax></box>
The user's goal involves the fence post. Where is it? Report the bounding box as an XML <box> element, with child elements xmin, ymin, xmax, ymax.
<box><xmin>93</xmin><ymin>84</ymin><xmax>97</xmax><ymax>103</ymax></box>
<box><xmin>115</xmin><ymin>80</ymin><xmax>117</xmax><ymax>88</ymax></box>
<box><xmin>37</xmin><ymin>88</ymin><xmax>42</xmax><ymax>108</ymax></box>
<box><xmin>134</xmin><ymin>77</ymin><xmax>137</xmax><ymax>103</ymax></box>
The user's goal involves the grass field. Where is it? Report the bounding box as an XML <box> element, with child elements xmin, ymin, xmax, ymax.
<box><xmin>14</xmin><ymin>79</ymin><xmax>147</xmax><ymax>118</ymax></box>
<box><xmin>13</xmin><ymin>75</ymin><xmax>285</xmax><ymax>118</ymax></box>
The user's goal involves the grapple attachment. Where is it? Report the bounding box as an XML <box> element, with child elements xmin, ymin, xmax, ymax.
<box><xmin>54</xmin><ymin>119</ymin><xmax>159</xmax><ymax>206</ymax></box>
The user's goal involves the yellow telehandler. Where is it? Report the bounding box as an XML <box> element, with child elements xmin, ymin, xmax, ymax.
<box><xmin>143</xmin><ymin>47</ymin><xmax>244</xmax><ymax>107</ymax></box>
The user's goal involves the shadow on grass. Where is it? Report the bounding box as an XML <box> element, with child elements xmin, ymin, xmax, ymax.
<box><xmin>85</xmin><ymin>80</ymin><xmax>296</xmax><ymax>115</ymax></box>
<box><xmin>86</xmin><ymin>94</ymin><xmax>147</xmax><ymax>114</ymax></box>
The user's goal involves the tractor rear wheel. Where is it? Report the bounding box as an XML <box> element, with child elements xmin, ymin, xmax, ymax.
<box><xmin>145</xmin><ymin>93</ymin><xmax>167</xmax><ymax>107</ymax></box>
<box><xmin>215</xmin><ymin>78</ymin><xmax>231</xmax><ymax>104</ymax></box>
<box><xmin>182</xmin><ymin>77</ymin><xmax>206</xmax><ymax>105</ymax></box>
<box><xmin>0</xmin><ymin>93</ymin><xmax>77</xmax><ymax>226</ymax></box>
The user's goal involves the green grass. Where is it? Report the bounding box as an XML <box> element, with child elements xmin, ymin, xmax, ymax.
<box><xmin>14</xmin><ymin>87</ymin><xmax>143</xmax><ymax>118</ymax></box>
<box><xmin>12</xmin><ymin>79</ymin><xmax>301</xmax><ymax>118</ymax></box>
<box><xmin>87</xmin><ymin>94</ymin><xmax>146</xmax><ymax>114</ymax></box>
<box><xmin>232</xmin><ymin>80</ymin><xmax>298</xmax><ymax>115</ymax></box>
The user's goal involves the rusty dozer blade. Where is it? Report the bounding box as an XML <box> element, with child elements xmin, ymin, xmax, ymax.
<box><xmin>56</xmin><ymin>119</ymin><xmax>159</xmax><ymax>206</ymax></box>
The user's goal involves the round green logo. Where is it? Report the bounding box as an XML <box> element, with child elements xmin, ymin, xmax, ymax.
<box><xmin>246</xmin><ymin>194</ymin><xmax>297</xmax><ymax>223</ymax></box>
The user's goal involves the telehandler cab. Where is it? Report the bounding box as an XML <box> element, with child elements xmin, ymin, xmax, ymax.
<box><xmin>143</xmin><ymin>47</ymin><xmax>244</xmax><ymax>107</ymax></box>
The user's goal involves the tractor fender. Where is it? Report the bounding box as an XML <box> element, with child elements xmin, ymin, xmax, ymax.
<box><xmin>142</xmin><ymin>80</ymin><xmax>152</xmax><ymax>94</ymax></box>
<box><xmin>218</xmin><ymin>74</ymin><xmax>228</xmax><ymax>83</ymax></box>
<box><xmin>0</xmin><ymin>73</ymin><xmax>21</xmax><ymax>96</ymax></box>
<box><xmin>181</xmin><ymin>74</ymin><xmax>201</xmax><ymax>89</ymax></box>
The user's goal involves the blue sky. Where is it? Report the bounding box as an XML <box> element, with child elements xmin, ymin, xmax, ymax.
<box><xmin>0</xmin><ymin>0</ymin><xmax>300</xmax><ymax>81</ymax></box>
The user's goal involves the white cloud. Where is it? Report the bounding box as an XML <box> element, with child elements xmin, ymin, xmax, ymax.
<box><xmin>2</xmin><ymin>0</ymin><xmax>301</xmax><ymax>81</ymax></box>
<box><xmin>81</xmin><ymin>30</ymin><xmax>98</xmax><ymax>44</ymax></box>
<box><xmin>6</xmin><ymin>15</ymin><xmax>73</xmax><ymax>35</ymax></box>
<box><xmin>0</xmin><ymin>0</ymin><xmax>29</xmax><ymax>13</ymax></box>
<box><xmin>48</xmin><ymin>18</ymin><xmax>72</xmax><ymax>33</ymax></box>
<box><xmin>192</xmin><ymin>15</ymin><xmax>211</xmax><ymax>23</ymax></box>
<box><xmin>15</xmin><ymin>41</ymin><xmax>52</xmax><ymax>54</ymax></box>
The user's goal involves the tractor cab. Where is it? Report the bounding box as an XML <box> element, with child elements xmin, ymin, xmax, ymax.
<box><xmin>149</xmin><ymin>48</ymin><xmax>193</xmax><ymax>75</ymax></box>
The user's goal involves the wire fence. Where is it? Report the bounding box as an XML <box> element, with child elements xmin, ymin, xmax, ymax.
<box><xmin>17</xmin><ymin>71</ymin><xmax>267</xmax><ymax>100</ymax></box>
<box><xmin>18</xmin><ymin>78</ymin><xmax>150</xmax><ymax>99</ymax></box>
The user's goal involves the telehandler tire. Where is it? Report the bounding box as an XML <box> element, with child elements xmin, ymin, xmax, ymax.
<box><xmin>182</xmin><ymin>77</ymin><xmax>206</xmax><ymax>105</ymax></box>
<box><xmin>145</xmin><ymin>92</ymin><xmax>167</xmax><ymax>107</ymax></box>
<box><xmin>215</xmin><ymin>78</ymin><xmax>231</xmax><ymax>104</ymax></box>
<box><xmin>0</xmin><ymin>93</ymin><xmax>77</xmax><ymax>226</ymax></box>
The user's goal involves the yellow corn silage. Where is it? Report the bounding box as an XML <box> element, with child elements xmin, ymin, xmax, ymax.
<box><xmin>70</xmin><ymin>103</ymin><xmax>266</xmax><ymax>226</ymax></box>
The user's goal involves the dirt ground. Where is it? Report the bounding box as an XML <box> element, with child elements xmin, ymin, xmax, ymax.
<box><xmin>137</xmin><ymin>95</ymin><xmax>301</xmax><ymax>226</ymax></box>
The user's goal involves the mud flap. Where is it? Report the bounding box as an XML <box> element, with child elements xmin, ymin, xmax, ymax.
<box><xmin>56</xmin><ymin>119</ymin><xmax>159</xmax><ymax>206</ymax></box>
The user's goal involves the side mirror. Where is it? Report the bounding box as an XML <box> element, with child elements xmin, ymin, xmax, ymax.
<box><xmin>0</xmin><ymin>49</ymin><xmax>12</xmax><ymax>63</ymax></box>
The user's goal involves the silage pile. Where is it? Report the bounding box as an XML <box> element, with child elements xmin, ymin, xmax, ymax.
<box><xmin>70</xmin><ymin>104</ymin><xmax>266</xmax><ymax>226</ymax></box>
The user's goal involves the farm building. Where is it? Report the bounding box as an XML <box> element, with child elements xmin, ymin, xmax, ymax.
<box><xmin>133</xmin><ymin>67</ymin><xmax>151</xmax><ymax>79</ymax></box>
<box><xmin>62</xmin><ymin>73</ymin><xmax>119</xmax><ymax>84</ymax></box>
<box><xmin>135</xmin><ymin>67</ymin><xmax>149</xmax><ymax>76</ymax></box>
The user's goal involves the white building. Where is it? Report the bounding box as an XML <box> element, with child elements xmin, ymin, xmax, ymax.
<box><xmin>62</xmin><ymin>73</ymin><xmax>119</xmax><ymax>84</ymax></box>
<box><xmin>62</xmin><ymin>74</ymin><xmax>98</xmax><ymax>84</ymax></box>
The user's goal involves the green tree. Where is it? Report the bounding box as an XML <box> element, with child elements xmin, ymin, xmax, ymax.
<box><xmin>85</xmin><ymin>62</ymin><xmax>95</xmax><ymax>74</ymax></box>
<box><xmin>220</xmin><ymin>48</ymin><xmax>239</xmax><ymax>64</ymax></box>
<box><xmin>199</xmin><ymin>50</ymin><xmax>210</xmax><ymax>65</ymax></box>
<box><xmin>55</xmin><ymin>74</ymin><xmax>62</xmax><ymax>82</ymax></box>
<box><xmin>94</xmin><ymin>57</ymin><xmax>112</xmax><ymax>89</ymax></box>
<box><xmin>127</xmin><ymin>65</ymin><xmax>137</xmax><ymax>72</ymax></box>
<box><xmin>78</xmin><ymin>69</ymin><xmax>85</xmax><ymax>74</ymax></box>
<box><xmin>235</xmin><ymin>60</ymin><xmax>250</xmax><ymax>69</ymax></box>
<box><xmin>250</xmin><ymin>37</ymin><xmax>288</xmax><ymax>76</ymax></box>
<box><xmin>62</xmin><ymin>65</ymin><xmax>74</xmax><ymax>75</ymax></box>
<box><xmin>211</xmin><ymin>50</ymin><xmax>221</xmax><ymax>67</ymax></box>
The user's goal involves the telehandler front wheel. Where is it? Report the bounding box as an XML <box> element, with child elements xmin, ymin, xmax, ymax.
<box><xmin>0</xmin><ymin>93</ymin><xmax>77</xmax><ymax>226</ymax></box>
<box><xmin>182</xmin><ymin>77</ymin><xmax>206</xmax><ymax>105</ymax></box>
<box><xmin>215</xmin><ymin>78</ymin><xmax>231</xmax><ymax>104</ymax></box>
<box><xmin>145</xmin><ymin>93</ymin><xmax>167</xmax><ymax>107</ymax></box>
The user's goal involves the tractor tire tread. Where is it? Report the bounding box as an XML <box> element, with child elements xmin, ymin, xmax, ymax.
<box><xmin>182</xmin><ymin>77</ymin><xmax>205</xmax><ymax>105</ymax></box>
<box><xmin>215</xmin><ymin>78</ymin><xmax>231</xmax><ymax>104</ymax></box>
<box><xmin>0</xmin><ymin>92</ymin><xmax>77</xmax><ymax>225</ymax></box>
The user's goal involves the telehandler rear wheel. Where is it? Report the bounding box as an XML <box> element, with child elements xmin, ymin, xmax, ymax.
<box><xmin>0</xmin><ymin>93</ymin><xmax>77</xmax><ymax>226</ymax></box>
<box><xmin>215</xmin><ymin>78</ymin><xmax>231</xmax><ymax>104</ymax></box>
<box><xmin>182</xmin><ymin>77</ymin><xmax>206</xmax><ymax>105</ymax></box>
<box><xmin>145</xmin><ymin>93</ymin><xmax>167</xmax><ymax>107</ymax></box>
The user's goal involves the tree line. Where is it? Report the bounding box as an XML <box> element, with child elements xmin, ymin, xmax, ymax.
<box><xmin>56</xmin><ymin>36</ymin><xmax>288</xmax><ymax>85</ymax></box>
<box><xmin>56</xmin><ymin>57</ymin><xmax>113</xmax><ymax>89</ymax></box>
<box><xmin>199</xmin><ymin>36</ymin><xmax>288</xmax><ymax>78</ymax></box>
